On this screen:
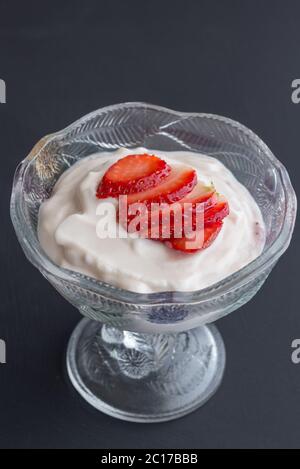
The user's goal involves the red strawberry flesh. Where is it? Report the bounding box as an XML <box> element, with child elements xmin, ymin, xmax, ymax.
<box><xmin>97</xmin><ymin>153</ymin><xmax>171</xmax><ymax>198</ymax></box>
<box><xmin>95</xmin><ymin>153</ymin><xmax>229</xmax><ymax>255</ymax></box>
<box><xmin>165</xmin><ymin>221</ymin><xmax>223</xmax><ymax>253</ymax></box>
<box><xmin>130</xmin><ymin>181</ymin><xmax>217</xmax><ymax>239</ymax></box>
<box><xmin>126</xmin><ymin>165</ymin><xmax>197</xmax><ymax>207</ymax></box>
<box><xmin>204</xmin><ymin>195</ymin><xmax>229</xmax><ymax>224</ymax></box>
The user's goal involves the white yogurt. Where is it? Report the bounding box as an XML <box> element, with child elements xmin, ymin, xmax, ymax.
<box><xmin>38</xmin><ymin>148</ymin><xmax>265</xmax><ymax>293</ymax></box>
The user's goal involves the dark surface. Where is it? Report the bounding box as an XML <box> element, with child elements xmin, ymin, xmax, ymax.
<box><xmin>0</xmin><ymin>0</ymin><xmax>299</xmax><ymax>449</ymax></box>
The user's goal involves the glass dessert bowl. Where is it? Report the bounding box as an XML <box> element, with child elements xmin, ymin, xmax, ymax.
<box><xmin>11</xmin><ymin>103</ymin><xmax>296</xmax><ymax>422</ymax></box>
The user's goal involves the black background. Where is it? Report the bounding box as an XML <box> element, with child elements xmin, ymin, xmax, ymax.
<box><xmin>0</xmin><ymin>0</ymin><xmax>299</xmax><ymax>449</ymax></box>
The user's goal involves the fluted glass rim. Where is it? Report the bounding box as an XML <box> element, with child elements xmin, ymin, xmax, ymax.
<box><xmin>10</xmin><ymin>102</ymin><xmax>297</xmax><ymax>306</ymax></box>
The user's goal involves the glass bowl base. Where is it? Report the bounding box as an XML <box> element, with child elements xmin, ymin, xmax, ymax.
<box><xmin>66</xmin><ymin>318</ymin><xmax>226</xmax><ymax>423</ymax></box>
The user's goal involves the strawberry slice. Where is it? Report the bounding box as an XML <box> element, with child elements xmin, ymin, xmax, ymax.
<box><xmin>204</xmin><ymin>195</ymin><xmax>229</xmax><ymax>224</ymax></box>
<box><xmin>97</xmin><ymin>153</ymin><xmax>171</xmax><ymax>198</ymax></box>
<box><xmin>126</xmin><ymin>165</ymin><xmax>197</xmax><ymax>207</ymax></box>
<box><xmin>165</xmin><ymin>222</ymin><xmax>223</xmax><ymax>253</ymax></box>
<box><xmin>181</xmin><ymin>181</ymin><xmax>216</xmax><ymax>207</ymax></box>
<box><xmin>130</xmin><ymin>182</ymin><xmax>216</xmax><ymax>239</ymax></box>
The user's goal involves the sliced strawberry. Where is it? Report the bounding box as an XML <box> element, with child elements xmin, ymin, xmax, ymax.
<box><xmin>204</xmin><ymin>195</ymin><xmax>229</xmax><ymax>224</ymax></box>
<box><xmin>123</xmin><ymin>187</ymin><xmax>229</xmax><ymax>245</ymax></box>
<box><xmin>180</xmin><ymin>181</ymin><xmax>216</xmax><ymax>207</ymax></box>
<box><xmin>126</xmin><ymin>165</ymin><xmax>197</xmax><ymax>207</ymax></box>
<box><xmin>97</xmin><ymin>153</ymin><xmax>171</xmax><ymax>198</ymax></box>
<box><xmin>124</xmin><ymin>182</ymin><xmax>216</xmax><ymax>239</ymax></box>
<box><xmin>165</xmin><ymin>222</ymin><xmax>223</xmax><ymax>253</ymax></box>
